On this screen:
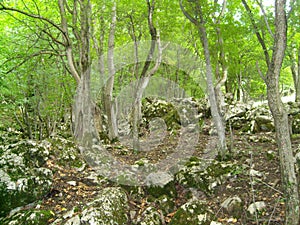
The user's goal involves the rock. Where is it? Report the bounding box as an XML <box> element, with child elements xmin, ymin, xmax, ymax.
<box><xmin>210</xmin><ymin>222</ymin><xmax>223</xmax><ymax>225</ymax></box>
<box><xmin>249</xmin><ymin>169</ymin><xmax>263</xmax><ymax>177</ymax></box>
<box><xmin>220</xmin><ymin>196</ymin><xmax>243</xmax><ymax>218</ymax></box>
<box><xmin>176</xmin><ymin>157</ymin><xmax>237</xmax><ymax>195</ymax></box>
<box><xmin>145</xmin><ymin>171</ymin><xmax>176</xmax><ymax>198</ymax></box>
<box><xmin>64</xmin><ymin>215</ymin><xmax>80</xmax><ymax>225</ymax></box>
<box><xmin>247</xmin><ymin>201</ymin><xmax>266</xmax><ymax>215</ymax></box>
<box><xmin>169</xmin><ymin>200</ymin><xmax>212</xmax><ymax>225</ymax></box>
<box><xmin>0</xmin><ymin>209</ymin><xmax>54</xmax><ymax>225</ymax></box>
<box><xmin>154</xmin><ymin>195</ymin><xmax>175</xmax><ymax>215</ymax></box>
<box><xmin>48</xmin><ymin>136</ymin><xmax>85</xmax><ymax>168</ymax></box>
<box><xmin>136</xmin><ymin>206</ymin><xmax>162</xmax><ymax>225</ymax></box>
<box><xmin>0</xmin><ymin>140</ymin><xmax>53</xmax><ymax>217</ymax></box>
<box><xmin>65</xmin><ymin>187</ymin><xmax>129</xmax><ymax>225</ymax></box>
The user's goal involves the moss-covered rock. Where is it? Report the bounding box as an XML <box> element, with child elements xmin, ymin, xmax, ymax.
<box><xmin>154</xmin><ymin>195</ymin><xmax>175</xmax><ymax>215</ymax></box>
<box><xmin>175</xmin><ymin>157</ymin><xmax>236</xmax><ymax>195</ymax></box>
<box><xmin>145</xmin><ymin>171</ymin><xmax>176</xmax><ymax>198</ymax></box>
<box><xmin>142</xmin><ymin>98</ymin><xmax>180</xmax><ymax>131</ymax></box>
<box><xmin>136</xmin><ymin>206</ymin><xmax>162</xmax><ymax>225</ymax></box>
<box><xmin>0</xmin><ymin>140</ymin><xmax>53</xmax><ymax>217</ymax></box>
<box><xmin>0</xmin><ymin>209</ymin><xmax>54</xmax><ymax>225</ymax></box>
<box><xmin>65</xmin><ymin>187</ymin><xmax>129</xmax><ymax>225</ymax></box>
<box><xmin>169</xmin><ymin>200</ymin><xmax>212</xmax><ymax>225</ymax></box>
<box><xmin>47</xmin><ymin>136</ymin><xmax>84</xmax><ymax>168</ymax></box>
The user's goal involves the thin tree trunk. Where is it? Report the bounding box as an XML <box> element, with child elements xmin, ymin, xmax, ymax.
<box><xmin>266</xmin><ymin>2</ymin><xmax>299</xmax><ymax>223</ymax></box>
<box><xmin>243</xmin><ymin>0</ymin><xmax>299</xmax><ymax>223</ymax></box>
<box><xmin>131</xmin><ymin>0</ymin><xmax>163</xmax><ymax>151</ymax></box>
<box><xmin>104</xmin><ymin>1</ymin><xmax>118</xmax><ymax>140</ymax></box>
<box><xmin>180</xmin><ymin>0</ymin><xmax>227</xmax><ymax>158</ymax></box>
<box><xmin>290</xmin><ymin>46</ymin><xmax>300</xmax><ymax>102</ymax></box>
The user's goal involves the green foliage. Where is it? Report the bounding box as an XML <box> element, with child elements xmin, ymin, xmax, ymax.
<box><xmin>0</xmin><ymin>0</ymin><xmax>296</xmax><ymax>140</ymax></box>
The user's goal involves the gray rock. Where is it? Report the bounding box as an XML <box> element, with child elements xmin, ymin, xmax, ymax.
<box><xmin>145</xmin><ymin>171</ymin><xmax>176</xmax><ymax>198</ymax></box>
<box><xmin>176</xmin><ymin>157</ymin><xmax>236</xmax><ymax>195</ymax></box>
<box><xmin>65</xmin><ymin>187</ymin><xmax>129</xmax><ymax>225</ymax></box>
<box><xmin>0</xmin><ymin>209</ymin><xmax>54</xmax><ymax>225</ymax></box>
<box><xmin>220</xmin><ymin>196</ymin><xmax>243</xmax><ymax>218</ymax></box>
<box><xmin>0</xmin><ymin>140</ymin><xmax>53</xmax><ymax>217</ymax></box>
<box><xmin>136</xmin><ymin>206</ymin><xmax>162</xmax><ymax>225</ymax></box>
<box><xmin>169</xmin><ymin>200</ymin><xmax>212</xmax><ymax>225</ymax></box>
<box><xmin>247</xmin><ymin>201</ymin><xmax>266</xmax><ymax>215</ymax></box>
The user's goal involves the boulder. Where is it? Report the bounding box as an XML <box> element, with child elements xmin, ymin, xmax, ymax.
<box><xmin>48</xmin><ymin>136</ymin><xmax>85</xmax><ymax>168</ymax></box>
<box><xmin>145</xmin><ymin>171</ymin><xmax>176</xmax><ymax>198</ymax></box>
<box><xmin>169</xmin><ymin>200</ymin><xmax>212</xmax><ymax>225</ymax></box>
<box><xmin>0</xmin><ymin>209</ymin><xmax>54</xmax><ymax>225</ymax></box>
<box><xmin>176</xmin><ymin>157</ymin><xmax>237</xmax><ymax>195</ymax></box>
<box><xmin>0</xmin><ymin>140</ymin><xmax>53</xmax><ymax>217</ymax></box>
<box><xmin>136</xmin><ymin>206</ymin><xmax>162</xmax><ymax>225</ymax></box>
<box><xmin>220</xmin><ymin>196</ymin><xmax>243</xmax><ymax>218</ymax></box>
<box><xmin>64</xmin><ymin>187</ymin><xmax>129</xmax><ymax>225</ymax></box>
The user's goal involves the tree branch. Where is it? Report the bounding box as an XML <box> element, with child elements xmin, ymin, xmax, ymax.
<box><xmin>0</xmin><ymin>3</ymin><xmax>67</xmax><ymax>41</ymax></box>
<box><xmin>179</xmin><ymin>0</ymin><xmax>199</xmax><ymax>25</ymax></box>
<box><xmin>255</xmin><ymin>0</ymin><xmax>274</xmax><ymax>38</ymax></box>
<box><xmin>242</xmin><ymin>0</ymin><xmax>271</xmax><ymax>68</ymax></box>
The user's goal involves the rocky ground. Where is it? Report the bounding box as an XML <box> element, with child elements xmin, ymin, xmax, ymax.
<box><xmin>1</xmin><ymin>98</ymin><xmax>300</xmax><ymax>224</ymax></box>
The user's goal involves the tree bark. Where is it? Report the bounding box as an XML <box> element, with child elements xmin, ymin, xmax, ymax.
<box><xmin>104</xmin><ymin>1</ymin><xmax>118</xmax><ymax>140</ymax></box>
<box><xmin>266</xmin><ymin>2</ymin><xmax>299</xmax><ymax>223</ymax></box>
<box><xmin>71</xmin><ymin>0</ymin><xmax>97</xmax><ymax>145</ymax></box>
<box><xmin>180</xmin><ymin>0</ymin><xmax>227</xmax><ymax>158</ymax></box>
<box><xmin>131</xmin><ymin>0</ymin><xmax>163</xmax><ymax>151</ymax></box>
<box><xmin>244</xmin><ymin>0</ymin><xmax>300</xmax><ymax>223</ymax></box>
<box><xmin>290</xmin><ymin>46</ymin><xmax>300</xmax><ymax>102</ymax></box>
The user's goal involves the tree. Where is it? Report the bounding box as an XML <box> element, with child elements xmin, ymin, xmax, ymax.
<box><xmin>242</xmin><ymin>0</ymin><xmax>300</xmax><ymax>223</ymax></box>
<box><xmin>180</xmin><ymin>0</ymin><xmax>227</xmax><ymax>158</ymax></box>
<box><xmin>131</xmin><ymin>0</ymin><xmax>163</xmax><ymax>151</ymax></box>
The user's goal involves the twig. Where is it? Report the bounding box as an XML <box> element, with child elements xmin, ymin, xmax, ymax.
<box><xmin>267</xmin><ymin>197</ymin><xmax>281</xmax><ymax>225</ymax></box>
<box><xmin>253</xmin><ymin>178</ymin><xmax>283</xmax><ymax>195</ymax></box>
<box><xmin>249</xmin><ymin>151</ymin><xmax>259</xmax><ymax>225</ymax></box>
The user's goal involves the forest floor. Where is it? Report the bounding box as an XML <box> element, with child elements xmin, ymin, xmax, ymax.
<box><xmin>39</xmin><ymin>130</ymin><xmax>300</xmax><ymax>225</ymax></box>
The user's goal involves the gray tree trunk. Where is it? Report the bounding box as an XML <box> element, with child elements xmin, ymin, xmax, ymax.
<box><xmin>243</xmin><ymin>0</ymin><xmax>300</xmax><ymax>223</ymax></box>
<box><xmin>104</xmin><ymin>1</ymin><xmax>118</xmax><ymax>140</ymax></box>
<box><xmin>180</xmin><ymin>0</ymin><xmax>227</xmax><ymax>158</ymax></box>
<box><xmin>290</xmin><ymin>46</ymin><xmax>300</xmax><ymax>102</ymax></box>
<box><xmin>58</xmin><ymin>0</ymin><xmax>96</xmax><ymax>145</ymax></box>
<box><xmin>131</xmin><ymin>0</ymin><xmax>162</xmax><ymax>151</ymax></box>
<box><xmin>265</xmin><ymin>1</ymin><xmax>299</xmax><ymax>224</ymax></box>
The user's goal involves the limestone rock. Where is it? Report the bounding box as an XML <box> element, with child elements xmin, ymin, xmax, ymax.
<box><xmin>220</xmin><ymin>196</ymin><xmax>243</xmax><ymax>218</ymax></box>
<box><xmin>169</xmin><ymin>200</ymin><xmax>212</xmax><ymax>225</ymax></box>
<box><xmin>0</xmin><ymin>140</ymin><xmax>53</xmax><ymax>217</ymax></box>
<box><xmin>0</xmin><ymin>209</ymin><xmax>54</xmax><ymax>225</ymax></box>
<box><xmin>176</xmin><ymin>157</ymin><xmax>237</xmax><ymax>195</ymax></box>
<box><xmin>247</xmin><ymin>201</ymin><xmax>266</xmax><ymax>215</ymax></box>
<box><xmin>65</xmin><ymin>187</ymin><xmax>129</xmax><ymax>225</ymax></box>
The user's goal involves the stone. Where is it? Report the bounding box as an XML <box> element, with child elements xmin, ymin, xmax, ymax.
<box><xmin>65</xmin><ymin>187</ymin><xmax>129</xmax><ymax>225</ymax></box>
<box><xmin>169</xmin><ymin>200</ymin><xmax>212</xmax><ymax>225</ymax></box>
<box><xmin>0</xmin><ymin>140</ymin><xmax>53</xmax><ymax>217</ymax></box>
<box><xmin>247</xmin><ymin>201</ymin><xmax>266</xmax><ymax>215</ymax></box>
<box><xmin>220</xmin><ymin>196</ymin><xmax>243</xmax><ymax>218</ymax></box>
<box><xmin>145</xmin><ymin>172</ymin><xmax>176</xmax><ymax>198</ymax></box>
<box><xmin>0</xmin><ymin>209</ymin><xmax>54</xmax><ymax>225</ymax></box>
<box><xmin>136</xmin><ymin>206</ymin><xmax>162</xmax><ymax>225</ymax></box>
<box><xmin>176</xmin><ymin>157</ymin><xmax>237</xmax><ymax>195</ymax></box>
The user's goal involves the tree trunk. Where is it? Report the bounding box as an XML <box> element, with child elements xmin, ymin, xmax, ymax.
<box><xmin>131</xmin><ymin>0</ymin><xmax>163</xmax><ymax>151</ymax></box>
<box><xmin>198</xmin><ymin>23</ymin><xmax>227</xmax><ymax>157</ymax></box>
<box><xmin>290</xmin><ymin>46</ymin><xmax>300</xmax><ymax>102</ymax></box>
<box><xmin>72</xmin><ymin>0</ymin><xmax>97</xmax><ymax>145</ymax></box>
<box><xmin>180</xmin><ymin>0</ymin><xmax>227</xmax><ymax>158</ymax></box>
<box><xmin>104</xmin><ymin>1</ymin><xmax>118</xmax><ymax>140</ymax></box>
<box><xmin>265</xmin><ymin>1</ymin><xmax>299</xmax><ymax>224</ymax></box>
